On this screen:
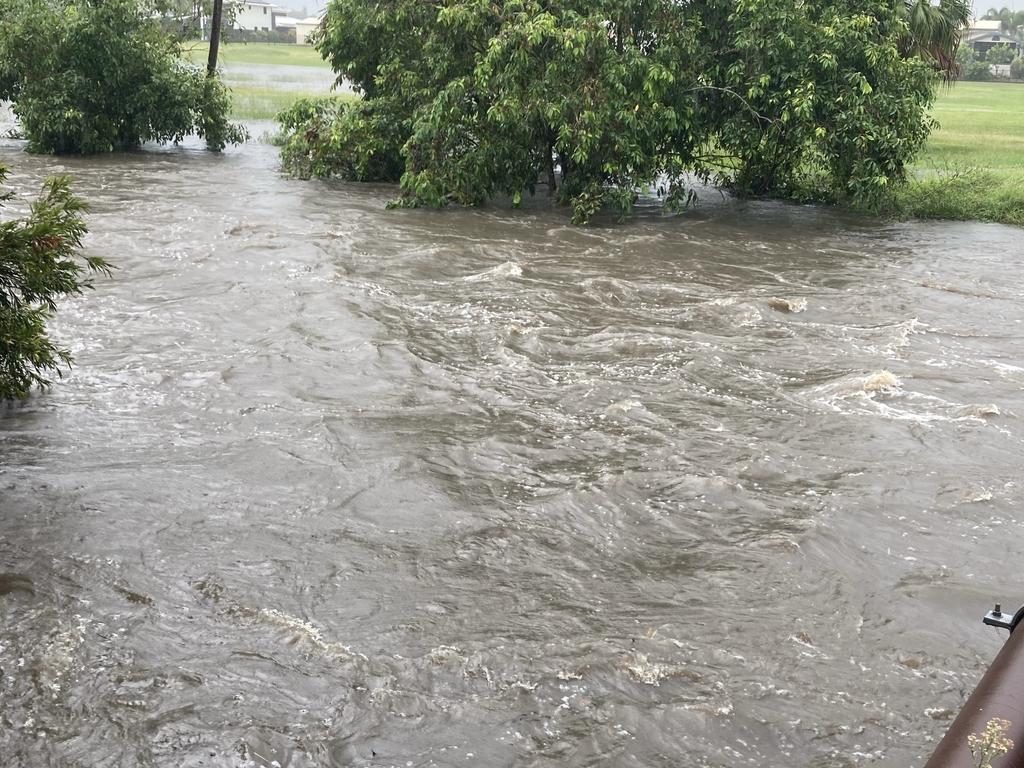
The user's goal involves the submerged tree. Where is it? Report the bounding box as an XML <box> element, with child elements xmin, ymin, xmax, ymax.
<box><xmin>714</xmin><ymin>0</ymin><xmax>939</xmax><ymax>207</ymax></box>
<box><xmin>0</xmin><ymin>0</ymin><xmax>244</xmax><ymax>154</ymax></box>
<box><xmin>0</xmin><ymin>166</ymin><xmax>109</xmax><ymax>400</ymax></box>
<box><xmin>278</xmin><ymin>0</ymin><xmax>962</xmax><ymax>222</ymax></box>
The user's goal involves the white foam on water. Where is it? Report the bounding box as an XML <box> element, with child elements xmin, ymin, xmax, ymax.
<box><xmin>603</xmin><ymin>399</ymin><xmax>644</xmax><ymax>415</ymax></box>
<box><xmin>622</xmin><ymin>652</ymin><xmax>695</xmax><ymax>686</ymax></box>
<box><xmin>804</xmin><ymin>368</ymin><xmax>1007</xmax><ymax>426</ymax></box>
<box><xmin>985</xmin><ymin>360</ymin><xmax>1024</xmax><ymax>377</ymax></box>
<box><xmin>809</xmin><ymin>370</ymin><xmax>906</xmax><ymax>414</ymax></box>
<box><xmin>36</xmin><ymin>615</ymin><xmax>88</xmax><ymax>695</ymax></box>
<box><xmin>463</xmin><ymin>261</ymin><xmax>523</xmax><ymax>282</ymax></box>
<box><xmin>256</xmin><ymin>608</ymin><xmax>367</xmax><ymax>661</ymax></box>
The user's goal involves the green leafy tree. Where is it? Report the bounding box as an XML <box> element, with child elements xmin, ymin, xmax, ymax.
<box><xmin>713</xmin><ymin>0</ymin><xmax>937</xmax><ymax>207</ymax></box>
<box><xmin>983</xmin><ymin>6</ymin><xmax>1024</xmax><ymax>35</ymax></box>
<box><xmin>392</xmin><ymin>0</ymin><xmax>711</xmax><ymax>222</ymax></box>
<box><xmin>1010</xmin><ymin>55</ymin><xmax>1024</xmax><ymax>79</ymax></box>
<box><xmin>965</xmin><ymin>60</ymin><xmax>994</xmax><ymax>79</ymax></box>
<box><xmin>0</xmin><ymin>166</ymin><xmax>110</xmax><ymax>400</ymax></box>
<box><xmin>279</xmin><ymin>0</ymin><xmax>953</xmax><ymax>222</ymax></box>
<box><xmin>0</xmin><ymin>0</ymin><xmax>245</xmax><ymax>154</ymax></box>
<box><xmin>957</xmin><ymin>46</ymin><xmax>995</xmax><ymax>79</ymax></box>
<box><xmin>956</xmin><ymin>41</ymin><xmax>977</xmax><ymax>67</ymax></box>
<box><xmin>986</xmin><ymin>43</ymin><xmax>1018</xmax><ymax>65</ymax></box>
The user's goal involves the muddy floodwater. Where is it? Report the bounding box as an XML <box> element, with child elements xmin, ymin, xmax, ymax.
<box><xmin>1</xmin><ymin>131</ymin><xmax>1023</xmax><ymax>768</ymax></box>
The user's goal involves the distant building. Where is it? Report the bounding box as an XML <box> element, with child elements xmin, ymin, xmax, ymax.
<box><xmin>295</xmin><ymin>16</ymin><xmax>323</xmax><ymax>45</ymax></box>
<box><xmin>274</xmin><ymin>15</ymin><xmax>300</xmax><ymax>31</ymax></box>
<box><xmin>964</xmin><ymin>19</ymin><xmax>1022</xmax><ymax>57</ymax></box>
<box><xmin>232</xmin><ymin>1</ymin><xmax>277</xmax><ymax>33</ymax></box>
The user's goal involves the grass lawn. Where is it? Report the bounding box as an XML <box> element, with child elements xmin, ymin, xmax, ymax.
<box><xmin>902</xmin><ymin>81</ymin><xmax>1024</xmax><ymax>226</ymax></box>
<box><xmin>916</xmin><ymin>81</ymin><xmax>1024</xmax><ymax>171</ymax></box>
<box><xmin>180</xmin><ymin>42</ymin><xmax>348</xmax><ymax>121</ymax></box>
<box><xmin>229</xmin><ymin>86</ymin><xmax>355</xmax><ymax>121</ymax></box>
<box><xmin>182</xmin><ymin>41</ymin><xmax>330</xmax><ymax>68</ymax></box>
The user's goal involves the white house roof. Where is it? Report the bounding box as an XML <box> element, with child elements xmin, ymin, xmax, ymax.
<box><xmin>274</xmin><ymin>15</ymin><xmax>300</xmax><ymax>27</ymax></box>
<box><xmin>969</xmin><ymin>19</ymin><xmax>1003</xmax><ymax>31</ymax></box>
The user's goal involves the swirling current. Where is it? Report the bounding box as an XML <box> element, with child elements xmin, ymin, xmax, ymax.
<box><xmin>2</xmin><ymin>132</ymin><xmax>1023</xmax><ymax>768</ymax></box>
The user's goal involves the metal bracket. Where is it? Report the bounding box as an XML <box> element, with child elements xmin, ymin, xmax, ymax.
<box><xmin>984</xmin><ymin>603</ymin><xmax>1024</xmax><ymax>632</ymax></box>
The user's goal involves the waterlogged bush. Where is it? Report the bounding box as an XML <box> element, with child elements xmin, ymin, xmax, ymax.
<box><xmin>0</xmin><ymin>166</ymin><xmax>110</xmax><ymax>399</ymax></box>
<box><xmin>277</xmin><ymin>97</ymin><xmax>404</xmax><ymax>182</ymax></box>
<box><xmin>0</xmin><ymin>0</ymin><xmax>245</xmax><ymax>154</ymax></box>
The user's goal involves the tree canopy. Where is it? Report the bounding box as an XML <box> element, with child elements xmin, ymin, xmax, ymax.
<box><xmin>982</xmin><ymin>6</ymin><xmax>1024</xmax><ymax>36</ymax></box>
<box><xmin>0</xmin><ymin>0</ymin><xmax>244</xmax><ymax>154</ymax></box>
<box><xmin>0</xmin><ymin>166</ymin><xmax>109</xmax><ymax>399</ymax></box>
<box><xmin>278</xmin><ymin>0</ymin><xmax>965</xmax><ymax>222</ymax></box>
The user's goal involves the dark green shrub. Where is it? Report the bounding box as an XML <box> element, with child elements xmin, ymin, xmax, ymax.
<box><xmin>963</xmin><ymin>59</ymin><xmax>994</xmax><ymax>80</ymax></box>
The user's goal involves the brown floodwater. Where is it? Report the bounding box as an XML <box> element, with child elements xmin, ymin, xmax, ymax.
<box><xmin>1</xmin><ymin>129</ymin><xmax>1023</xmax><ymax>768</ymax></box>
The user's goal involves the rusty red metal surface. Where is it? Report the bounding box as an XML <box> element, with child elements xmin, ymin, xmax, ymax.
<box><xmin>924</xmin><ymin>626</ymin><xmax>1024</xmax><ymax>768</ymax></box>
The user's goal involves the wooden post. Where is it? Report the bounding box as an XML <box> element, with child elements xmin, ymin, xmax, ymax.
<box><xmin>206</xmin><ymin>0</ymin><xmax>224</xmax><ymax>76</ymax></box>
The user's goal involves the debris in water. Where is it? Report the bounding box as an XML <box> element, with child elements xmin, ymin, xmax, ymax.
<box><xmin>954</xmin><ymin>403</ymin><xmax>1001</xmax><ymax>419</ymax></box>
<box><xmin>622</xmin><ymin>652</ymin><xmax>699</xmax><ymax>686</ymax></box>
<box><xmin>898</xmin><ymin>656</ymin><xmax>925</xmax><ymax>670</ymax></box>
<box><xmin>767</xmin><ymin>297</ymin><xmax>807</xmax><ymax>313</ymax></box>
<box><xmin>428</xmin><ymin>645</ymin><xmax>464</xmax><ymax>664</ymax></box>
<box><xmin>114</xmin><ymin>585</ymin><xmax>154</xmax><ymax>606</ymax></box>
<box><xmin>0</xmin><ymin>573</ymin><xmax>34</xmax><ymax>597</ymax></box>
<box><xmin>863</xmin><ymin>370</ymin><xmax>900</xmax><ymax>392</ymax></box>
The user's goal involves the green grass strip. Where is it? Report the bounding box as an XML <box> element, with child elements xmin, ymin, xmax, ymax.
<box><xmin>900</xmin><ymin>81</ymin><xmax>1024</xmax><ymax>226</ymax></box>
<box><xmin>182</xmin><ymin>41</ymin><xmax>331</xmax><ymax>68</ymax></box>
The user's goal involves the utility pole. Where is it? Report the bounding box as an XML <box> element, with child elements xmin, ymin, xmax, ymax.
<box><xmin>207</xmin><ymin>0</ymin><xmax>224</xmax><ymax>76</ymax></box>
